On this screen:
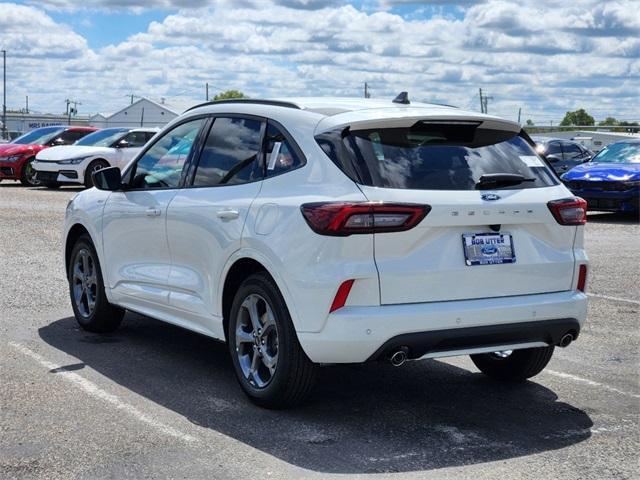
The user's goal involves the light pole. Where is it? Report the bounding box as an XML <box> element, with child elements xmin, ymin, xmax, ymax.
<box><xmin>2</xmin><ymin>50</ymin><xmax>6</xmax><ymax>141</ymax></box>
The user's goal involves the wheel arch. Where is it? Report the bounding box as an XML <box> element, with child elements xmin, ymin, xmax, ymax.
<box><xmin>65</xmin><ymin>223</ymin><xmax>92</xmax><ymax>276</ymax></box>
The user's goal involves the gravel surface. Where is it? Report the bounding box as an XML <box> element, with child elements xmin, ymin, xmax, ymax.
<box><xmin>1</xmin><ymin>182</ymin><xmax>639</xmax><ymax>480</ymax></box>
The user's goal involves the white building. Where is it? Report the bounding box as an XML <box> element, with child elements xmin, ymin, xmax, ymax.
<box><xmin>97</xmin><ymin>97</ymin><xmax>198</xmax><ymax>128</ymax></box>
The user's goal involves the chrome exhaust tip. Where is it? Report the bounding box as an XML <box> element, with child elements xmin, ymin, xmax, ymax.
<box><xmin>390</xmin><ymin>347</ymin><xmax>409</xmax><ymax>367</ymax></box>
<box><xmin>559</xmin><ymin>333</ymin><xmax>574</xmax><ymax>348</ymax></box>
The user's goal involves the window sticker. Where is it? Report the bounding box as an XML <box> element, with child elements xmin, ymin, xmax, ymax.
<box><xmin>520</xmin><ymin>155</ymin><xmax>545</xmax><ymax>168</ymax></box>
<box><xmin>268</xmin><ymin>141</ymin><xmax>282</xmax><ymax>170</ymax></box>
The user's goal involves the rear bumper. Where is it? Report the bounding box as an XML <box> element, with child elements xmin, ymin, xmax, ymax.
<box><xmin>297</xmin><ymin>290</ymin><xmax>587</xmax><ymax>363</ymax></box>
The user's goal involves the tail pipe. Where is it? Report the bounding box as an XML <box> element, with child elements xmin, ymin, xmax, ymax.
<box><xmin>559</xmin><ymin>333</ymin><xmax>574</xmax><ymax>348</ymax></box>
<box><xmin>389</xmin><ymin>346</ymin><xmax>409</xmax><ymax>367</ymax></box>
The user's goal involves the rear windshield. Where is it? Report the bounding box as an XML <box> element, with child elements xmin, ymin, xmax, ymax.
<box><xmin>316</xmin><ymin>123</ymin><xmax>558</xmax><ymax>190</ymax></box>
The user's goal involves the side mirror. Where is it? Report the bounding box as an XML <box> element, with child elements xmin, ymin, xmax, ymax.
<box><xmin>116</xmin><ymin>139</ymin><xmax>129</xmax><ymax>148</ymax></box>
<box><xmin>93</xmin><ymin>166</ymin><xmax>122</xmax><ymax>191</ymax></box>
<box><xmin>545</xmin><ymin>154</ymin><xmax>562</xmax><ymax>163</ymax></box>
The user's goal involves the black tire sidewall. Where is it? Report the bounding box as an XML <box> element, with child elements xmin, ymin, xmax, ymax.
<box><xmin>84</xmin><ymin>160</ymin><xmax>109</xmax><ymax>188</ymax></box>
<box><xmin>20</xmin><ymin>157</ymin><xmax>40</xmax><ymax>186</ymax></box>
<box><xmin>68</xmin><ymin>235</ymin><xmax>111</xmax><ymax>329</ymax></box>
<box><xmin>228</xmin><ymin>273</ymin><xmax>299</xmax><ymax>403</ymax></box>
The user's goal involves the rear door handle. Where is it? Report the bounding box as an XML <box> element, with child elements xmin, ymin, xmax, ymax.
<box><xmin>145</xmin><ymin>207</ymin><xmax>161</xmax><ymax>217</ymax></box>
<box><xmin>216</xmin><ymin>209</ymin><xmax>240</xmax><ymax>220</ymax></box>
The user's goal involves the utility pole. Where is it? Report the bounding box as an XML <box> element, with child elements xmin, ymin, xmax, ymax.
<box><xmin>2</xmin><ymin>50</ymin><xmax>6</xmax><ymax>141</ymax></box>
<box><xmin>517</xmin><ymin>107</ymin><xmax>521</xmax><ymax>124</ymax></box>
<box><xmin>206</xmin><ymin>82</ymin><xmax>209</xmax><ymax>101</ymax></box>
<box><xmin>364</xmin><ymin>82</ymin><xmax>371</xmax><ymax>99</ymax></box>
<box><xmin>25</xmin><ymin>95</ymin><xmax>28</xmax><ymax>114</ymax></box>
<box><xmin>479</xmin><ymin>88</ymin><xmax>484</xmax><ymax>113</ymax></box>
<box><xmin>65</xmin><ymin>99</ymin><xmax>81</xmax><ymax>125</ymax></box>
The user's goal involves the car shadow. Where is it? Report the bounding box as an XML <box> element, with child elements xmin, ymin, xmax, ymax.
<box><xmin>39</xmin><ymin>314</ymin><xmax>593</xmax><ymax>474</ymax></box>
<box><xmin>587</xmin><ymin>212</ymin><xmax>639</xmax><ymax>224</ymax></box>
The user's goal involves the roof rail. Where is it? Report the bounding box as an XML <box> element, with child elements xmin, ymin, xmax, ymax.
<box><xmin>185</xmin><ymin>99</ymin><xmax>301</xmax><ymax>113</ymax></box>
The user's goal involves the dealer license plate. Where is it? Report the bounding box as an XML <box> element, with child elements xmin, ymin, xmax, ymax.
<box><xmin>462</xmin><ymin>233</ymin><xmax>515</xmax><ymax>266</ymax></box>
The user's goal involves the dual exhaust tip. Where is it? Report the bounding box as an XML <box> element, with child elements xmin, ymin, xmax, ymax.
<box><xmin>388</xmin><ymin>332</ymin><xmax>575</xmax><ymax>367</ymax></box>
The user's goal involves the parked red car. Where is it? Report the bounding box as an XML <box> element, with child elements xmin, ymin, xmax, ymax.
<box><xmin>0</xmin><ymin>126</ymin><xmax>97</xmax><ymax>186</ymax></box>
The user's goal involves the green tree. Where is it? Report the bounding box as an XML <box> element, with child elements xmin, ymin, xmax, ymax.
<box><xmin>213</xmin><ymin>90</ymin><xmax>247</xmax><ymax>101</ymax></box>
<box><xmin>526</xmin><ymin>119</ymin><xmax>534</xmax><ymax>126</ymax></box>
<box><xmin>598</xmin><ymin>117</ymin><xmax>619</xmax><ymax>126</ymax></box>
<box><xmin>560</xmin><ymin>109</ymin><xmax>595</xmax><ymax>126</ymax></box>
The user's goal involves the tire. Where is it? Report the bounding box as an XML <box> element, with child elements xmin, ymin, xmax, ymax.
<box><xmin>20</xmin><ymin>157</ymin><xmax>41</xmax><ymax>186</ymax></box>
<box><xmin>44</xmin><ymin>181</ymin><xmax>60</xmax><ymax>189</ymax></box>
<box><xmin>228</xmin><ymin>272</ymin><xmax>317</xmax><ymax>408</ymax></box>
<box><xmin>68</xmin><ymin>234</ymin><xmax>124</xmax><ymax>333</ymax></box>
<box><xmin>84</xmin><ymin>160</ymin><xmax>109</xmax><ymax>188</ymax></box>
<box><xmin>471</xmin><ymin>346</ymin><xmax>555</xmax><ymax>382</ymax></box>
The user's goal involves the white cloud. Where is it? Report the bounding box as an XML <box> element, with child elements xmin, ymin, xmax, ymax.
<box><xmin>0</xmin><ymin>0</ymin><xmax>638</xmax><ymax>124</ymax></box>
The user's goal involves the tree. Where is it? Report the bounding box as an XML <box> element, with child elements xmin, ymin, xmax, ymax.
<box><xmin>526</xmin><ymin>119</ymin><xmax>534</xmax><ymax>126</ymax></box>
<box><xmin>598</xmin><ymin>117</ymin><xmax>619</xmax><ymax>126</ymax></box>
<box><xmin>213</xmin><ymin>90</ymin><xmax>247</xmax><ymax>101</ymax></box>
<box><xmin>559</xmin><ymin>109</ymin><xmax>595</xmax><ymax>126</ymax></box>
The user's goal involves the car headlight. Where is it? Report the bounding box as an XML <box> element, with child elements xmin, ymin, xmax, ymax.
<box><xmin>0</xmin><ymin>155</ymin><xmax>22</xmax><ymax>163</ymax></box>
<box><xmin>57</xmin><ymin>156</ymin><xmax>90</xmax><ymax>165</ymax></box>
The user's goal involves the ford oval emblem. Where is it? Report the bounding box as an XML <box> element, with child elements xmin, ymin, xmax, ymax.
<box><xmin>481</xmin><ymin>244</ymin><xmax>498</xmax><ymax>255</ymax></box>
<box><xmin>481</xmin><ymin>193</ymin><xmax>501</xmax><ymax>201</ymax></box>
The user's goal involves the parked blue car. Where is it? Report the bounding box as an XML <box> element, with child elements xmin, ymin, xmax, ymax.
<box><xmin>562</xmin><ymin>139</ymin><xmax>640</xmax><ymax>214</ymax></box>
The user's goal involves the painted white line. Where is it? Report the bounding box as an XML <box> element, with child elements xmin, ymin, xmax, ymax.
<box><xmin>546</xmin><ymin>369</ymin><xmax>640</xmax><ymax>400</ymax></box>
<box><xmin>9</xmin><ymin>342</ymin><xmax>197</xmax><ymax>442</ymax></box>
<box><xmin>587</xmin><ymin>293</ymin><xmax>640</xmax><ymax>305</ymax></box>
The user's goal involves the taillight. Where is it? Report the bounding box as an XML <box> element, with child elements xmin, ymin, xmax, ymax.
<box><xmin>547</xmin><ymin>197</ymin><xmax>587</xmax><ymax>225</ymax></box>
<box><xmin>300</xmin><ymin>202</ymin><xmax>430</xmax><ymax>236</ymax></box>
<box><xmin>329</xmin><ymin>279</ymin><xmax>355</xmax><ymax>313</ymax></box>
<box><xmin>577</xmin><ymin>264</ymin><xmax>587</xmax><ymax>292</ymax></box>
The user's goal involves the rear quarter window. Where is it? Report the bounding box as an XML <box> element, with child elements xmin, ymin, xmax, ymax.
<box><xmin>317</xmin><ymin>123</ymin><xmax>558</xmax><ymax>191</ymax></box>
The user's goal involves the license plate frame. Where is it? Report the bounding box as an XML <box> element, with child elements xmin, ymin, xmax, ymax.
<box><xmin>462</xmin><ymin>232</ymin><xmax>516</xmax><ymax>266</ymax></box>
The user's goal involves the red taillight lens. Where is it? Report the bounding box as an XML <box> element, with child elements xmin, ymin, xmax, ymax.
<box><xmin>577</xmin><ymin>264</ymin><xmax>587</xmax><ymax>292</ymax></box>
<box><xmin>547</xmin><ymin>197</ymin><xmax>587</xmax><ymax>225</ymax></box>
<box><xmin>330</xmin><ymin>279</ymin><xmax>355</xmax><ymax>313</ymax></box>
<box><xmin>300</xmin><ymin>202</ymin><xmax>431</xmax><ymax>236</ymax></box>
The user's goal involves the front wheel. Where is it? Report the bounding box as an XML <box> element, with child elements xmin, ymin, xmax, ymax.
<box><xmin>471</xmin><ymin>346</ymin><xmax>555</xmax><ymax>381</ymax></box>
<box><xmin>68</xmin><ymin>234</ymin><xmax>124</xmax><ymax>333</ymax></box>
<box><xmin>228</xmin><ymin>272</ymin><xmax>317</xmax><ymax>408</ymax></box>
<box><xmin>20</xmin><ymin>157</ymin><xmax>41</xmax><ymax>186</ymax></box>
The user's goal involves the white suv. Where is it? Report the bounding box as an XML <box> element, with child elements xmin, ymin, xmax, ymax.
<box><xmin>63</xmin><ymin>96</ymin><xmax>588</xmax><ymax>408</ymax></box>
<box><xmin>33</xmin><ymin>127</ymin><xmax>158</xmax><ymax>188</ymax></box>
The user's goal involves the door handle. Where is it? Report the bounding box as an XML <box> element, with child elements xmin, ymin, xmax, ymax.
<box><xmin>216</xmin><ymin>209</ymin><xmax>240</xmax><ymax>220</ymax></box>
<box><xmin>145</xmin><ymin>207</ymin><xmax>161</xmax><ymax>217</ymax></box>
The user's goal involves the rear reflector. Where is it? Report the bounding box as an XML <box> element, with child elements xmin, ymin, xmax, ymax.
<box><xmin>577</xmin><ymin>264</ymin><xmax>587</xmax><ymax>292</ymax></box>
<box><xmin>330</xmin><ymin>279</ymin><xmax>355</xmax><ymax>313</ymax></box>
<box><xmin>547</xmin><ymin>197</ymin><xmax>587</xmax><ymax>225</ymax></box>
<box><xmin>301</xmin><ymin>202</ymin><xmax>431</xmax><ymax>236</ymax></box>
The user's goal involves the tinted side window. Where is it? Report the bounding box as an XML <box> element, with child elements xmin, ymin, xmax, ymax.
<box><xmin>121</xmin><ymin>131</ymin><xmax>150</xmax><ymax>148</ymax></box>
<box><xmin>264</xmin><ymin>123</ymin><xmax>304</xmax><ymax>177</ymax></box>
<box><xmin>563</xmin><ymin>142</ymin><xmax>583</xmax><ymax>159</ymax></box>
<box><xmin>546</xmin><ymin>142</ymin><xmax>562</xmax><ymax>155</ymax></box>
<box><xmin>192</xmin><ymin>117</ymin><xmax>263</xmax><ymax>187</ymax></box>
<box><xmin>57</xmin><ymin>130</ymin><xmax>90</xmax><ymax>145</ymax></box>
<box><xmin>128</xmin><ymin>118</ymin><xmax>205</xmax><ymax>190</ymax></box>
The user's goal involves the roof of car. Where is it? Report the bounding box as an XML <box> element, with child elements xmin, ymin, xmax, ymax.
<box><xmin>128</xmin><ymin>127</ymin><xmax>160</xmax><ymax>133</ymax></box>
<box><xmin>67</xmin><ymin>126</ymin><xmax>98</xmax><ymax>131</ymax></box>
<box><xmin>186</xmin><ymin>96</ymin><xmax>522</xmax><ymax>134</ymax></box>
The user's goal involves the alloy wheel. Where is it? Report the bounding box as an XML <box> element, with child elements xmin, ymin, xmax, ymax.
<box><xmin>235</xmin><ymin>294</ymin><xmax>279</xmax><ymax>388</ymax></box>
<box><xmin>72</xmin><ymin>248</ymin><xmax>98</xmax><ymax>318</ymax></box>
<box><xmin>24</xmin><ymin>159</ymin><xmax>41</xmax><ymax>186</ymax></box>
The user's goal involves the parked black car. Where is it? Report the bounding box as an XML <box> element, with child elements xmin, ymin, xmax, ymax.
<box><xmin>532</xmin><ymin>137</ymin><xmax>593</xmax><ymax>175</ymax></box>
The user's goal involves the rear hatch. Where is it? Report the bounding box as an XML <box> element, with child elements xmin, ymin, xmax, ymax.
<box><xmin>316</xmin><ymin>118</ymin><xmax>578</xmax><ymax>304</ymax></box>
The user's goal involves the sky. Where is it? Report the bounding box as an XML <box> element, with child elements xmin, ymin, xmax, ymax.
<box><xmin>0</xmin><ymin>0</ymin><xmax>638</xmax><ymax>124</ymax></box>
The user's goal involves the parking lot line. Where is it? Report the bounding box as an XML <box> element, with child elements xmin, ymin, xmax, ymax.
<box><xmin>545</xmin><ymin>369</ymin><xmax>640</xmax><ymax>400</ymax></box>
<box><xmin>8</xmin><ymin>341</ymin><xmax>198</xmax><ymax>443</ymax></box>
<box><xmin>587</xmin><ymin>293</ymin><xmax>640</xmax><ymax>305</ymax></box>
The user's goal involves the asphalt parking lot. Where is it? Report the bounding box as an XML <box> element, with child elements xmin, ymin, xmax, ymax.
<box><xmin>1</xmin><ymin>183</ymin><xmax>638</xmax><ymax>480</ymax></box>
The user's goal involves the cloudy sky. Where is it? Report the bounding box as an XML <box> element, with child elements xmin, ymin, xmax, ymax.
<box><xmin>0</xmin><ymin>0</ymin><xmax>638</xmax><ymax>124</ymax></box>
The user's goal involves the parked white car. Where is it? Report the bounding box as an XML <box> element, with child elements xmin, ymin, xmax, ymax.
<box><xmin>63</xmin><ymin>96</ymin><xmax>588</xmax><ymax>408</ymax></box>
<box><xmin>33</xmin><ymin>127</ymin><xmax>158</xmax><ymax>188</ymax></box>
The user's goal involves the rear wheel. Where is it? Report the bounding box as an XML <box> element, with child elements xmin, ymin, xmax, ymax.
<box><xmin>228</xmin><ymin>272</ymin><xmax>316</xmax><ymax>408</ymax></box>
<box><xmin>84</xmin><ymin>160</ymin><xmax>109</xmax><ymax>188</ymax></box>
<box><xmin>20</xmin><ymin>157</ymin><xmax>41</xmax><ymax>186</ymax></box>
<box><xmin>471</xmin><ymin>346</ymin><xmax>554</xmax><ymax>381</ymax></box>
<box><xmin>68</xmin><ymin>234</ymin><xmax>124</xmax><ymax>333</ymax></box>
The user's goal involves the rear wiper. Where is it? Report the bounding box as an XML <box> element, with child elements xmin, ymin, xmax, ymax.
<box><xmin>475</xmin><ymin>173</ymin><xmax>536</xmax><ymax>190</ymax></box>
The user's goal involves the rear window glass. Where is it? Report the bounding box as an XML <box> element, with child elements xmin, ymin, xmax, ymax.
<box><xmin>317</xmin><ymin>123</ymin><xmax>558</xmax><ymax>191</ymax></box>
